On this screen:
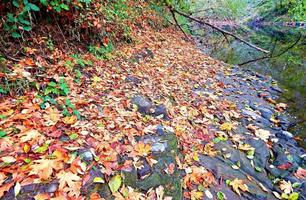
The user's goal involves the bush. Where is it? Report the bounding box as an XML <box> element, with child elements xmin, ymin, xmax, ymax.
<box><xmin>0</xmin><ymin>0</ymin><xmax>140</xmax><ymax>43</ymax></box>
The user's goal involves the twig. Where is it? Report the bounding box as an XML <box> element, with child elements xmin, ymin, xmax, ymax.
<box><xmin>172</xmin><ymin>9</ymin><xmax>270</xmax><ymax>54</ymax></box>
<box><xmin>0</xmin><ymin>48</ymin><xmax>21</xmax><ymax>62</ymax></box>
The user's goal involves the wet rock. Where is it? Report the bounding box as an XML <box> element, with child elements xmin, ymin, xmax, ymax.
<box><xmin>241</xmin><ymin>109</ymin><xmax>262</xmax><ymax>120</ymax></box>
<box><xmin>276</xmin><ymin>131</ymin><xmax>293</xmax><ymax>140</ymax></box>
<box><xmin>276</xmin><ymin>115</ymin><xmax>293</xmax><ymax>130</ymax></box>
<box><xmin>257</xmin><ymin>107</ymin><xmax>273</xmax><ymax>119</ymax></box>
<box><xmin>137</xmin><ymin>158</ymin><xmax>151</xmax><ymax>179</ymax></box>
<box><xmin>131</xmin><ymin>95</ymin><xmax>153</xmax><ymax>114</ymax></box>
<box><xmin>199</xmin><ymin>154</ymin><xmax>276</xmax><ymax>199</ymax></box>
<box><xmin>44</xmin><ymin>182</ymin><xmax>59</xmax><ymax>193</ymax></box>
<box><xmin>152</xmin><ymin>142</ymin><xmax>168</xmax><ymax>153</ymax></box>
<box><xmin>152</xmin><ymin>104</ymin><xmax>170</xmax><ymax>120</ymax></box>
<box><xmin>246</xmin><ymin>139</ymin><xmax>270</xmax><ymax>168</ymax></box>
<box><xmin>125</xmin><ymin>75</ymin><xmax>141</xmax><ymax>85</ymax></box>
<box><xmin>79</xmin><ymin>149</ymin><xmax>94</xmax><ymax>162</ymax></box>
<box><xmin>215</xmin><ymin>142</ymin><xmax>274</xmax><ymax>190</ymax></box>
<box><xmin>156</xmin><ymin>124</ymin><xmax>165</xmax><ymax>136</ymax></box>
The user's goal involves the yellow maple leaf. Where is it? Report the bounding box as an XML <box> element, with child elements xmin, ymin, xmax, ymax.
<box><xmin>229</xmin><ymin>178</ymin><xmax>249</xmax><ymax>196</ymax></box>
<box><xmin>190</xmin><ymin>190</ymin><xmax>203</xmax><ymax>200</ymax></box>
<box><xmin>220</xmin><ymin>122</ymin><xmax>233</xmax><ymax>132</ymax></box>
<box><xmin>134</xmin><ymin>142</ymin><xmax>151</xmax><ymax>156</ymax></box>
<box><xmin>30</xmin><ymin>159</ymin><xmax>63</xmax><ymax>180</ymax></box>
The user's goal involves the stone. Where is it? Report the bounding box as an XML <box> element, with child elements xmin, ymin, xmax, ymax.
<box><xmin>131</xmin><ymin>95</ymin><xmax>153</xmax><ymax>114</ymax></box>
<box><xmin>276</xmin><ymin>131</ymin><xmax>293</xmax><ymax>140</ymax></box>
<box><xmin>257</xmin><ymin>107</ymin><xmax>273</xmax><ymax>119</ymax></box>
<box><xmin>44</xmin><ymin>182</ymin><xmax>58</xmax><ymax>193</ymax></box>
<box><xmin>125</xmin><ymin>75</ymin><xmax>141</xmax><ymax>84</ymax></box>
<box><xmin>80</xmin><ymin>150</ymin><xmax>93</xmax><ymax>162</ymax></box>
<box><xmin>241</xmin><ymin>109</ymin><xmax>262</xmax><ymax>120</ymax></box>
<box><xmin>156</xmin><ymin>124</ymin><xmax>165</xmax><ymax>136</ymax></box>
<box><xmin>137</xmin><ymin>159</ymin><xmax>151</xmax><ymax>179</ymax></box>
<box><xmin>152</xmin><ymin>142</ymin><xmax>168</xmax><ymax>153</ymax></box>
<box><xmin>152</xmin><ymin>104</ymin><xmax>170</xmax><ymax>120</ymax></box>
<box><xmin>246</xmin><ymin>139</ymin><xmax>270</xmax><ymax>168</ymax></box>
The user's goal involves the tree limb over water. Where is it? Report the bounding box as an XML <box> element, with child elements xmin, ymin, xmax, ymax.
<box><xmin>238</xmin><ymin>33</ymin><xmax>302</xmax><ymax>66</ymax></box>
<box><xmin>171</xmin><ymin>8</ymin><xmax>270</xmax><ymax>54</ymax></box>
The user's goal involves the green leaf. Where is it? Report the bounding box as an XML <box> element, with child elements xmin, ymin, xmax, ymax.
<box><xmin>69</xmin><ymin>133</ymin><xmax>78</xmax><ymax>140</ymax></box>
<box><xmin>288</xmin><ymin>192</ymin><xmax>299</xmax><ymax>200</ymax></box>
<box><xmin>292</xmin><ymin>182</ymin><xmax>301</xmax><ymax>188</ymax></box>
<box><xmin>255</xmin><ymin>166</ymin><xmax>262</xmax><ymax>172</ymax></box>
<box><xmin>22</xmin><ymin>26</ymin><xmax>32</xmax><ymax>31</ymax></box>
<box><xmin>24</xmin><ymin>158</ymin><xmax>31</xmax><ymax>163</ymax></box>
<box><xmin>7</xmin><ymin>13</ymin><xmax>16</xmax><ymax>23</ymax></box>
<box><xmin>12</xmin><ymin>0</ymin><xmax>19</xmax><ymax>7</ymax></box>
<box><xmin>0</xmin><ymin>130</ymin><xmax>7</xmax><ymax>138</ymax></box>
<box><xmin>60</xmin><ymin>3</ymin><xmax>69</xmax><ymax>10</ymax></box>
<box><xmin>12</xmin><ymin>32</ymin><xmax>21</xmax><ymax>38</ymax></box>
<box><xmin>93</xmin><ymin>177</ymin><xmax>104</xmax><ymax>183</ymax></box>
<box><xmin>217</xmin><ymin>191</ymin><xmax>225</xmax><ymax>200</ymax></box>
<box><xmin>28</xmin><ymin>3</ymin><xmax>40</xmax><ymax>11</ymax></box>
<box><xmin>48</xmin><ymin>82</ymin><xmax>57</xmax><ymax>87</ymax></box>
<box><xmin>19</xmin><ymin>18</ymin><xmax>31</xmax><ymax>25</ymax></box>
<box><xmin>40</xmin><ymin>0</ymin><xmax>48</xmax><ymax>6</ymax></box>
<box><xmin>108</xmin><ymin>174</ymin><xmax>122</xmax><ymax>193</ymax></box>
<box><xmin>34</xmin><ymin>143</ymin><xmax>49</xmax><ymax>153</ymax></box>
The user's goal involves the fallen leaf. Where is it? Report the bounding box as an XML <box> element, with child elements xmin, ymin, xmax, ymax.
<box><xmin>294</xmin><ymin>167</ymin><xmax>306</xmax><ymax>179</ymax></box>
<box><xmin>254</xmin><ymin>129</ymin><xmax>271</xmax><ymax>142</ymax></box>
<box><xmin>30</xmin><ymin>159</ymin><xmax>63</xmax><ymax>180</ymax></box>
<box><xmin>63</xmin><ymin>115</ymin><xmax>77</xmax><ymax>125</ymax></box>
<box><xmin>20</xmin><ymin>130</ymin><xmax>41</xmax><ymax>142</ymax></box>
<box><xmin>229</xmin><ymin>178</ymin><xmax>249</xmax><ymax>196</ymax></box>
<box><xmin>1</xmin><ymin>156</ymin><xmax>16</xmax><ymax>163</ymax></box>
<box><xmin>108</xmin><ymin>174</ymin><xmax>122</xmax><ymax>193</ymax></box>
<box><xmin>134</xmin><ymin>142</ymin><xmax>151</xmax><ymax>156</ymax></box>
<box><xmin>279</xmin><ymin>180</ymin><xmax>293</xmax><ymax>194</ymax></box>
<box><xmin>220</xmin><ymin>122</ymin><xmax>233</xmax><ymax>132</ymax></box>
<box><xmin>56</xmin><ymin>171</ymin><xmax>81</xmax><ymax>190</ymax></box>
<box><xmin>14</xmin><ymin>182</ymin><xmax>21</xmax><ymax>197</ymax></box>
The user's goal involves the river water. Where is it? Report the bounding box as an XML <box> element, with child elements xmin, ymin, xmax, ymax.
<box><xmin>192</xmin><ymin>22</ymin><xmax>306</xmax><ymax>146</ymax></box>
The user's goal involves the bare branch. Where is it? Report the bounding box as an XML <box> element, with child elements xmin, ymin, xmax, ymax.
<box><xmin>172</xmin><ymin>9</ymin><xmax>270</xmax><ymax>54</ymax></box>
<box><xmin>169</xmin><ymin>9</ymin><xmax>193</xmax><ymax>42</ymax></box>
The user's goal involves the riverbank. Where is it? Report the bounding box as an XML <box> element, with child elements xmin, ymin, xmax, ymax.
<box><xmin>0</xmin><ymin>25</ymin><xmax>305</xmax><ymax>199</ymax></box>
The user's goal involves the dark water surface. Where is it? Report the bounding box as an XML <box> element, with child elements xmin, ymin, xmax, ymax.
<box><xmin>194</xmin><ymin>23</ymin><xmax>306</xmax><ymax>146</ymax></box>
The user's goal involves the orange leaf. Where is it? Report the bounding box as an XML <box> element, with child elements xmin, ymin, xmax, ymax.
<box><xmin>63</xmin><ymin>115</ymin><xmax>77</xmax><ymax>125</ymax></box>
<box><xmin>30</xmin><ymin>159</ymin><xmax>63</xmax><ymax>180</ymax></box>
<box><xmin>0</xmin><ymin>182</ymin><xmax>14</xmax><ymax>198</ymax></box>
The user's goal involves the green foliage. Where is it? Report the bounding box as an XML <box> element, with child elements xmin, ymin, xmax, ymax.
<box><xmin>282</xmin><ymin>0</ymin><xmax>306</xmax><ymax>21</ymax></box>
<box><xmin>0</xmin><ymin>130</ymin><xmax>7</xmax><ymax>138</ymax></box>
<box><xmin>88</xmin><ymin>42</ymin><xmax>114</xmax><ymax>59</ymax></box>
<box><xmin>2</xmin><ymin>0</ymin><xmax>91</xmax><ymax>38</ymax></box>
<box><xmin>44</xmin><ymin>78</ymin><xmax>69</xmax><ymax>96</ymax></box>
<box><xmin>61</xmin><ymin>99</ymin><xmax>81</xmax><ymax>119</ymax></box>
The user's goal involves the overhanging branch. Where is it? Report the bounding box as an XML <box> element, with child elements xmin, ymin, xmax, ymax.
<box><xmin>172</xmin><ymin>8</ymin><xmax>270</xmax><ymax>54</ymax></box>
